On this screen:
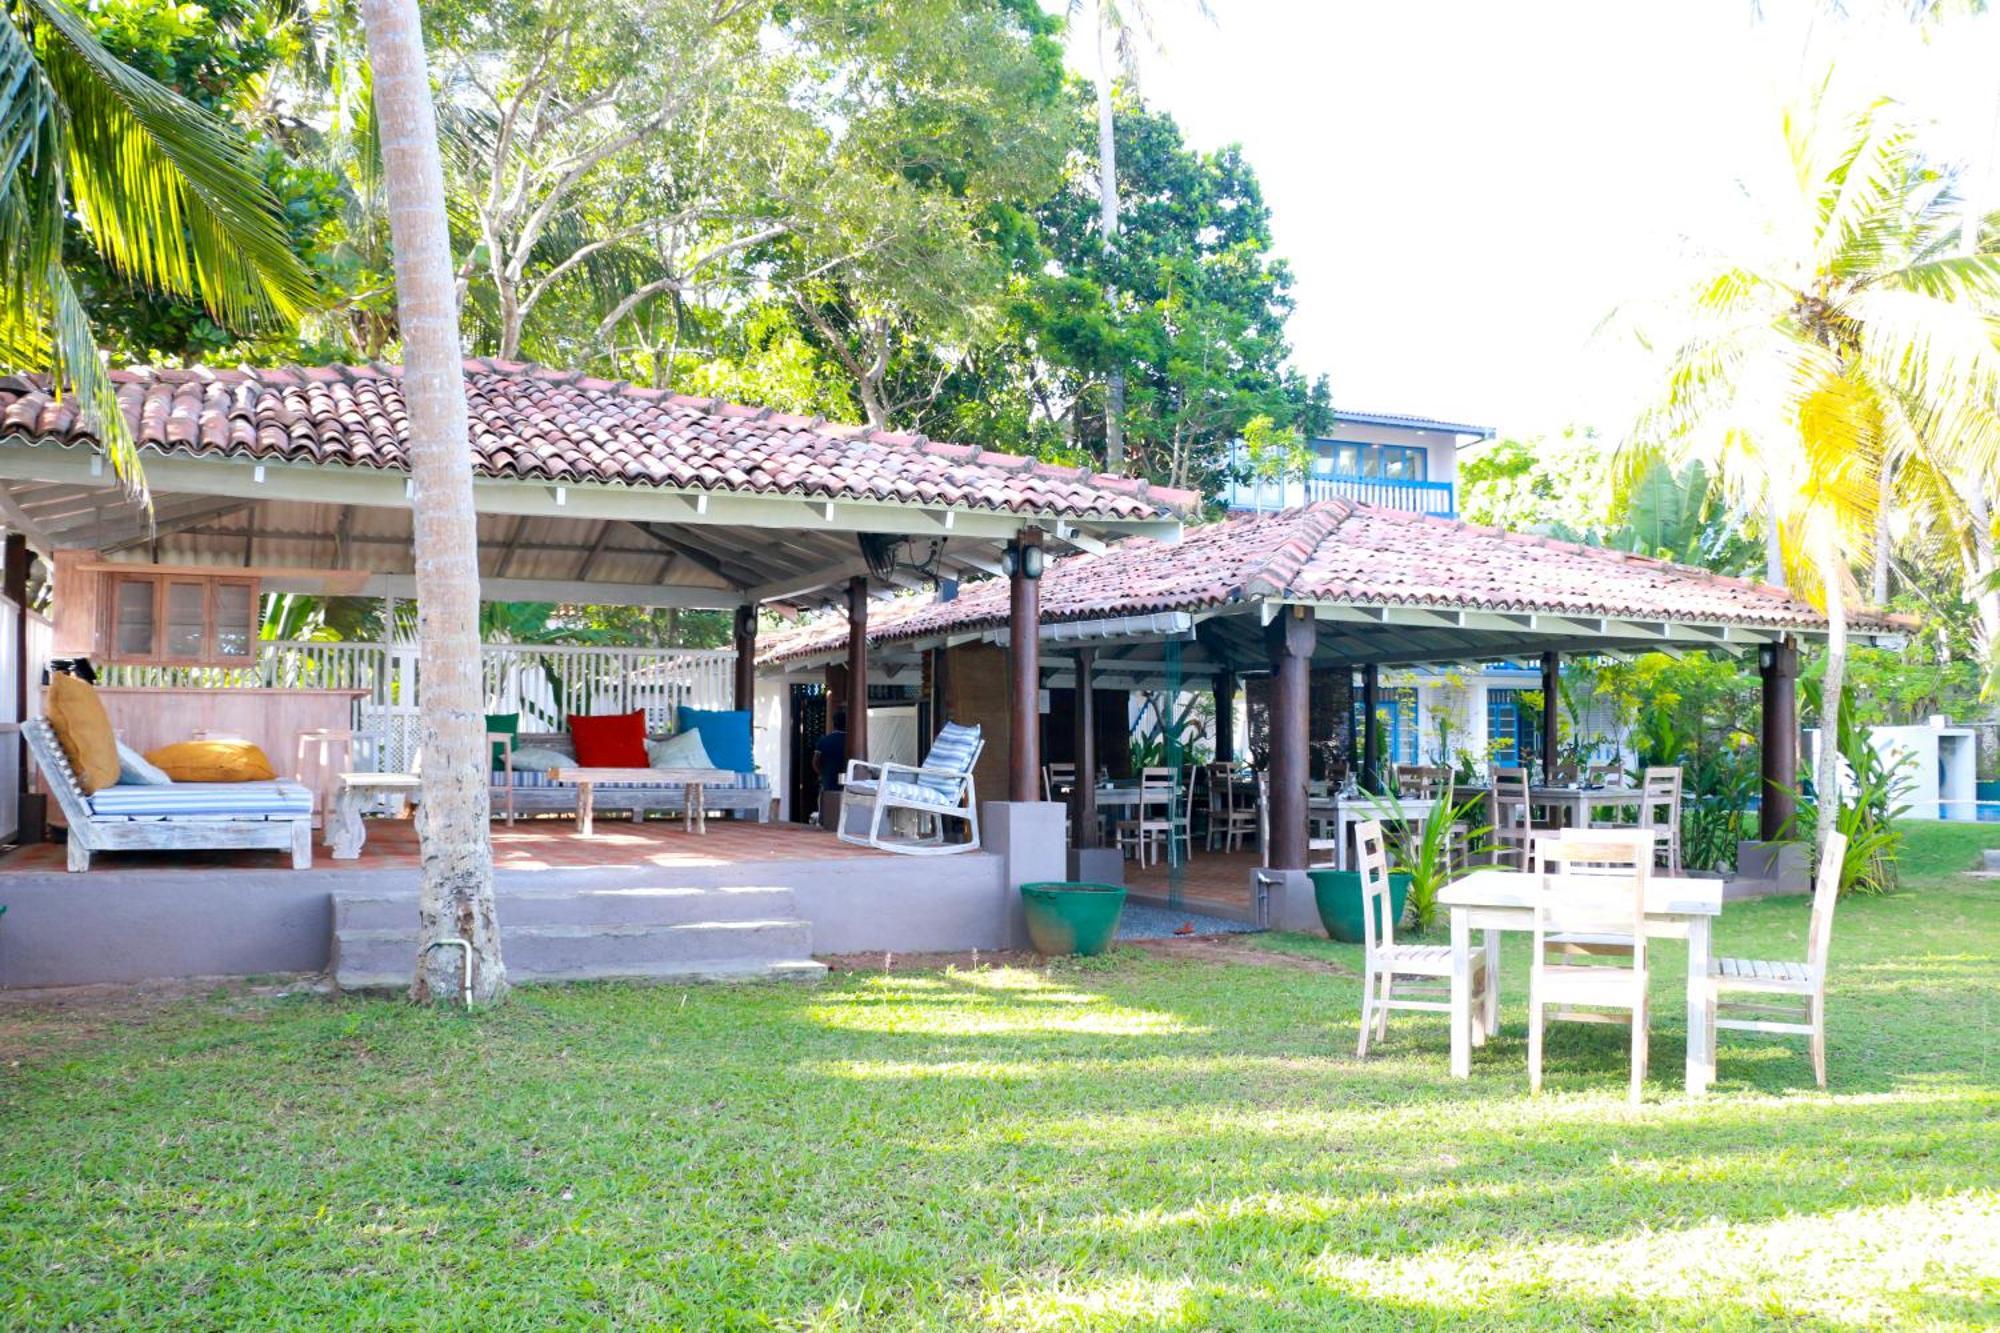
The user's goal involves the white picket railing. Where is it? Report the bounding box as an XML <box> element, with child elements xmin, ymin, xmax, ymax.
<box><xmin>88</xmin><ymin>640</ymin><xmax>737</xmax><ymax>771</ymax></box>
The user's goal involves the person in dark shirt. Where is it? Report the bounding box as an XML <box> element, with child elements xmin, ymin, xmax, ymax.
<box><xmin>813</xmin><ymin>710</ymin><xmax>849</xmax><ymax>794</ymax></box>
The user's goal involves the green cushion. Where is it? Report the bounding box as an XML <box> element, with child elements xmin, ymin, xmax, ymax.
<box><xmin>486</xmin><ymin>713</ymin><xmax>520</xmax><ymax>771</ymax></box>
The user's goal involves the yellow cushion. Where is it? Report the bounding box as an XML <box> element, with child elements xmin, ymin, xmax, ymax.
<box><xmin>145</xmin><ymin>739</ymin><xmax>278</xmax><ymax>784</ymax></box>
<box><xmin>44</xmin><ymin>673</ymin><xmax>120</xmax><ymax>795</ymax></box>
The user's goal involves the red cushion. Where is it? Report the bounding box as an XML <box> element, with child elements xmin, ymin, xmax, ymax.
<box><xmin>567</xmin><ymin>710</ymin><xmax>649</xmax><ymax>768</ymax></box>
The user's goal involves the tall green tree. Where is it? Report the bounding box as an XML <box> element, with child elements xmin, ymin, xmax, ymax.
<box><xmin>1065</xmin><ymin>0</ymin><xmax>1210</xmax><ymax>473</ymax></box>
<box><xmin>0</xmin><ymin>0</ymin><xmax>316</xmax><ymax>484</ymax></box>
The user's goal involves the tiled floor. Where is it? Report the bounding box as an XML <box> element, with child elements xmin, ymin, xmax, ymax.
<box><xmin>0</xmin><ymin>816</ymin><xmax>890</xmax><ymax>875</ymax></box>
<box><xmin>1123</xmin><ymin>846</ymin><xmax>1261</xmax><ymax>911</ymax></box>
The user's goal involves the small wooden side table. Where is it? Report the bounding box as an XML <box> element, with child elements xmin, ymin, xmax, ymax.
<box><xmin>329</xmin><ymin>772</ymin><xmax>423</xmax><ymax>859</ymax></box>
<box><xmin>552</xmin><ymin>767</ymin><xmax>733</xmax><ymax>836</ymax></box>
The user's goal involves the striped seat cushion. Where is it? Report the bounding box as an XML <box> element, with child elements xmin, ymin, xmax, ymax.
<box><xmin>917</xmin><ymin>722</ymin><xmax>981</xmax><ymax>798</ymax></box>
<box><xmin>845</xmin><ymin>779</ymin><xmax>962</xmax><ymax>809</ymax></box>
<box><xmin>88</xmin><ymin>780</ymin><xmax>314</xmax><ymax>820</ymax></box>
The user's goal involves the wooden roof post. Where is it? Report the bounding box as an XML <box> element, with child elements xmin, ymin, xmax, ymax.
<box><xmin>1759</xmin><ymin>636</ymin><xmax>1799</xmax><ymax>843</ymax></box>
<box><xmin>1007</xmin><ymin>528</ymin><xmax>1044</xmax><ymax>803</ymax></box>
<box><xmin>732</xmin><ymin>604</ymin><xmax>757</xmax><ymax>713</ymax></box>
<box><xmin>1266</xmin><ymin>605</ymin><xmax>1316</xmax><ymax>871</ymax></box>
<box><xmin>846</xmin><ymin>577</ymin><xmax>868</xmax><ymax>766</ymax></box>
<box><xmin>1072</xmin><ymin>646</ymin><xmax>1097</xmax><ymax>847</ymax></box>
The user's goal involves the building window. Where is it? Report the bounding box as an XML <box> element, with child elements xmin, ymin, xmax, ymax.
<box><xmin>1353</xmin><ymin>687</ymin><xmax>1420</xmax><ymax>767</ymax></box>
<box><xmin>1486</xmin><ymin>687</ymin><xmax>1537</xmax><ymax>766</ymax></box>
<box><xmin>1313</xmin><ymin>440</ymin><xmax>1428</xmax><ymax>483</ymax></box>
<box><xmin>102</xmin><ymin>572</ymin><xmax>259</xmax><ymax>665</ymax></box>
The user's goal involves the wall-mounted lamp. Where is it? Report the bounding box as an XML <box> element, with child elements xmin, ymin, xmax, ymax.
<box><xmin>1757</xmin><ymin>644</ymin><xmax>1775</xmax><ymax>672</ymax></box>
<box><xmin>1000</xmin><ymin>541</ymin><xmax>1044</xmax><ymax>580</ymax></box>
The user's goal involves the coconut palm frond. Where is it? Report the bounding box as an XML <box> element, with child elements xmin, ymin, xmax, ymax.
<box><xmin>20</xmin><ymin>0</ymin><xmax>317</xmax><ymax>327</ymax></box>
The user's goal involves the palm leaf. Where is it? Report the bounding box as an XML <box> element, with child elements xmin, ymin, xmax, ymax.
<box><xmin>21</xmin><ymin>0</ymin><xmax>316</xmax><ymax>326</ymax></box>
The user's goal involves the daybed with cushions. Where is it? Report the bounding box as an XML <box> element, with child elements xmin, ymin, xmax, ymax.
<box><xmin>488</xmin><ymin>707</ymin><xmax>771</xmax><ymax>824</ymax></box>
<box><xmin>25</xmin><ymin>717</ymin><xmax>314</xmax><ymax>872</ymax></box>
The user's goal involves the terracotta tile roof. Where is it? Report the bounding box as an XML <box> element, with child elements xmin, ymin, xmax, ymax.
<box><xmin>762</xmin><ymin>500</ymin><xmax>1906</xmax><ymax>662</ymax></box>
<box><xmin>0</xmin><ymin>360</ymin><xmax>1195</xmax><ymax>522</ymax></box>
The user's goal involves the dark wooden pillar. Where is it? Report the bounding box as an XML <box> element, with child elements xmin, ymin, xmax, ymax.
<box><xmin>1540</xmin><ymin>649</ymin><xmax>1561</xmax><ymax>784</ymax></box>
<box><xmin>732</xmin><ymin>604</ymin><xmax>756</xmax><ymax>712</ymax></box>
<box><xmin>931</xmin><ymin>644</ymin><xmax>952</xmax><ymax>735</ymax></box>
<box><xmin>4</xmin><ymin>532</ymin><xmax>29</xmax><ymax>791</ymax></box>
<box><xmin>1360</xmin><ymin>662</ymin><xmax>1383</xmax><ymax>793</ymax></box>
<box><xmin>1007</xmin><ymin>530</ymin><xmax>1043</xmax><ymax>802</ymax></box>
<box><xmin>1266</xmin><ymin>607</ymin><xmax>1316</xmax><ymax>870</ymax></box>
<box><xmin>1212</xmin><ymin>669</ymin><xmax>1236</xmax><ymax>764</ymax></box>
<box><xmin>846</xmin><ymin>576</ymin><xmax>868</xmax><ymax>765</ymax></box>
<box><xmin>1759</xmin><ymin>636</ymin><xmax>1799</xmax><ymax>842</ymax></box>
<box><xmin>1072</xmin><ymin>648</ymin><xmax>1097</xmax><ymax>847</ymax></box>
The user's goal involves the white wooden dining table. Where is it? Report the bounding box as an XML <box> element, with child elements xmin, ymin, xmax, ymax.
<box><xmin>1438</xmin><ymin>869</ymin><xmax>1724</xmax><ymax>1095</ymax></box>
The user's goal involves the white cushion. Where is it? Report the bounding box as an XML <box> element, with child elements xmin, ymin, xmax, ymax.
<box><xmin>647</xmin><ymin>730</ymin><xmax>716</xmax><ymax>770</ymax></box>
<box><xmin>115</xmin><ymin>740</ymin><xmax>173</xmax><ymax>786</ymax></box>
<box><xmin>507</xmin><ymin>745</ymin><xmax>574</xmax><ymax>771</ymax></box>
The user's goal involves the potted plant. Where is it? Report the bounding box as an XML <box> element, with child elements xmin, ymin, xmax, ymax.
<box><xmin>1020</xmin><ymin>881</ymin><xmax>1127</xmax><ymax>956</ymax></box>
<box><xmin>1384</xmin><ymin>789</ymin><xmax>1489</xmax><ymax>934</ymax></box>
<box><xmin>1309</xmin><ymin>863</ymin><xmax>1408</xmax><ymax>944</ymax></box>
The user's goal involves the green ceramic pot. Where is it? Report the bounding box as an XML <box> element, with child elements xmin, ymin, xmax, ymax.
<box><xmin>1020</xmin><ymin>882</ymin><xmax>1127</xmax><ymax>956</ymax></box>
<box><xmin>1308</xmin><ymin>869</ymin><xmax>1410</xmax><ymax>943</ymax></box>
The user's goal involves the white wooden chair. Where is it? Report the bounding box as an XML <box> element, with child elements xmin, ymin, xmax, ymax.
<box><xmin>1355</xmin><ymin>818</ymin><xmax>1492</xmax><ymax>1058</ymax></box>
<box><xmin>1041</xmin><ymin>762</ymin><xmax>1076</xmax><ymax>802</ymax></box>
<box><xmin>1256</xmin><ymin>771</ymin><xmax>1338</xmax><ymax>869</ymax></box>
<box><xmin>1115</xmin><ymin>766</ymin><xmax>1178</xmax><ymax>867</ymax></box>
<box><xmin>1706</xmin><ymin>830</ymin><xmax>1848</xmax><ymax>1087</ymax></box>
<box><xmin>1640</xmin><ymin>766</ymin><xmax>1683</xmax><ymax>872</ymax></box>
<box><xmin>1528</xmin><ymin>828</ymin><xmax>1654</xmax><ymax>1103</ymax></box>
<box><xmin>1487</xmin><ymin>764</ymin><xmax>1558</xmax><ymax>868</ymax></box>
<box><xmin>837</xmin><ymin>721</ymin><xmax>983</xmax><ymax>855</ymax></box>
<box><xmin>1205</xmin><ymin>761</ymin><xmax>1257</xmax><ymax>852</ymax></box>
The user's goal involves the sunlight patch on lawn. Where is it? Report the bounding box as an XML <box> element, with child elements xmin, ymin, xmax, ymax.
<box><xmin>981</xmin><ymin>1273</ymin><xmax>1203</xmax><ymax>1330</ymax></box>
<box><xmin>808</xmin><ymin>1057</ymin><xmax>1051</xmax><ymax>1082</ymax></box>
<box><xmin>806</xmin><ymin>971</ymin><xmax>1200</xmax><ymax>1038</ymax></box>
<box><xmin>1301</xmin><ymin>1191</ymin><xmax>2000</xmax><ymax>1326</ymax></box>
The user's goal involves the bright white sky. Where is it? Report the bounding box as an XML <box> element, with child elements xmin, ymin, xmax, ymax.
<box><xmin>1063</xmin><ymin>0</ymin><xmax>2000</xmax><ymax>440</ymax></box>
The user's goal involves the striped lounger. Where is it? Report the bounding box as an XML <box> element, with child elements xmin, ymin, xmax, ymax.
<box><xmin>24</xmin><ymin>718</ymin><xmax>316</xmax><ymax>872</ymax></box>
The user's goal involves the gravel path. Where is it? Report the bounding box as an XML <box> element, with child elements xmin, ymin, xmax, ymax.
<box><xmin>1116</xmin><ymin>902</ymin><xmax>1259</xmax><ymax>939</ymax></box>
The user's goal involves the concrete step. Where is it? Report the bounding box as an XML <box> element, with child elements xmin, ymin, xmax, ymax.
<box><xmin>332</xmin><ymin>918</ymin><xmax>816</xmax><ymax>989</ymax></box>
<box><xmin>1983</xmin><ymin>849</ymin><xmax>2000</xmax><ymax>873</ymax></box>
<box><xmin>336</xmin><ymin>958</ymin><xmax>826</xmax><ymax>993</ymax></box>
<box><xmin>332</xmin><ymin>884</ymin><xmax>799</xmax><ymax>932</ymax></box>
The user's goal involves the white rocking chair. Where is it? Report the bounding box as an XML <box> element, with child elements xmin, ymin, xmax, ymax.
<box><xmin>837</xmin><ymin>721</ymin><xmax>984</xmax><ymax>856</ymax></box>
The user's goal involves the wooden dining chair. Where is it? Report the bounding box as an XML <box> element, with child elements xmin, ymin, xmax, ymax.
<box><xmin>1115</xmin><ymin>766</ymin><xmax>1178</xmax><ymax>868</ymax></box>
<box><xmin>1640</xmin><ymin>766</ymin><xmax>1683</xmax><ymax>872</ymax></box>
<box><xmin>1042</xmin><ymin>762</ymin><xmax>1076</xmax><ymax>803</ymax></box>
<box><xmin>1706</xmin><ymin>830</ymin><xmax>1848</xmax><ymax>1087</ymax></box>
<box><xmin>1256</xmin><ymin>771</ymin><xmax>1338</xmax><ymax>869</ymax></box>
<box><xmin>1356</xmin><ymin>818</ymin><xmax>1491</xmax><ymax>1058</ymax></box>
<box><xmin>1206</xmin><ymin>761</ymin><xmax>1258</xmax><ymax>852</ymax></box>
<box><xmin>1528</xmin><ymin>828</ymin><xmax>1654</xmax><ymax>1103</ymax></box>
<box><xmin>1487</xmin><ymin>765</ymin><xmax>1558</xmax><ymax>868</ymax></box>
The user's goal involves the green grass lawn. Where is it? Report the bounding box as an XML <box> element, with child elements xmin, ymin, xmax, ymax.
<box><xmin>3</xmin><ymin>825</ymin><xmax>1997</xmax><ymax>1330</ymax></box>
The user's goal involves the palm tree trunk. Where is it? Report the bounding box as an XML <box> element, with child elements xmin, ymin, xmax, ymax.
<box><xmin>1813</xmin><ymin>528</ymin><xmax>1847</xmax><ymax>867</ymax></box>
<box><xmin>1095</xmin><ymin>15</ymin><xmax>1125</xmax><ymax>473</ymax></box>
<box><xmin>1764</xmin><ymin>470</ymin><xmax>1785</xmax><ymax>588</ymax></box>
<box><xmin>360</xmin><ymin>0</ymin><xmax>506</xmax><ymax>1004</ymax></box>
<box><xmin>1870</xmin><ymin>456</ymin><xmax>1893</xmax><ymax>606</ymax></box>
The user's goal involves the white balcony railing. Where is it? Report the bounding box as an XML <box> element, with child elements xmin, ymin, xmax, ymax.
<box><xmin>1224</xmin><ymin>473</ymin><xmax>1456</xmax><ymax>516</ymax></box>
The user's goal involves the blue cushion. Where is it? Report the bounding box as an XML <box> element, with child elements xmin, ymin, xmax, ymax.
<box><xmin>676</xmin><ymin>707</ymin><xmax>754</xmax><ymax>773</ymax></box>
